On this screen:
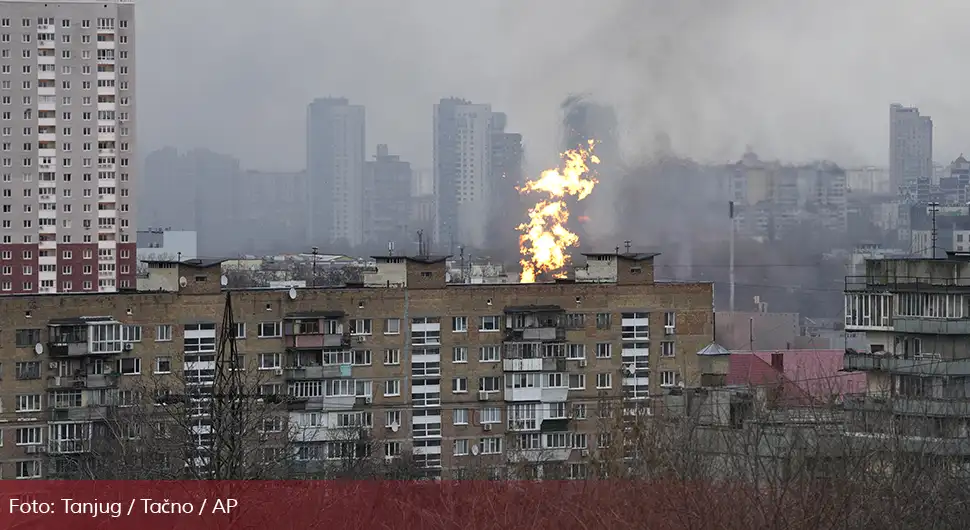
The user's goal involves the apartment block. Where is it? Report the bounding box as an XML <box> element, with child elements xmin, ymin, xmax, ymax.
<box><xmin>0</xmin><ymin>251</ymin><xmax>713</xmax><ymax>480</ymax></box>
<box><xmin>0</xmin><ymin>0</ymin><xmax>137</xmax><ymax>294</ymax></box>
<box><xmin>843</xmin><ymin>253</ymin><xmax>970</xmax><ymax>455</ymax></box>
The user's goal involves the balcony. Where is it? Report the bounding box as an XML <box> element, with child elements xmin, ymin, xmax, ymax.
<box><xmin>502</xmin><ymin>358</ymin><xmax>565</xmax><ymax>372</ymax></box>
<box><xmin>283</xmin><ymin>364</ymin><xmax>351</xmax><ymax>380</ymax></box>
<box><xmin>892</xmin><ymin>317</ymin><xmax>970</xmax><ymax>335</ymax></box>
<box><xmin>843</xmin><ymin>350</ymin><xmax>970</xmax><ymax>376</ymax></box>
<box><xmin>49</xmin><ymin>405</ymin><xmax>109</xmax><ymax>422</ymax></box>
<box><xmin>845</xmin><ymin>394</ymin><xmax>970</xmax><ymax>418</ymax></box>
<box><xmin>48</xmin><ymin>439</ymin><xmax>92</xmax><ymax>455</ymax></box>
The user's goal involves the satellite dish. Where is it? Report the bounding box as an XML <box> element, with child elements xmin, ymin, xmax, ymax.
<box><xmin>220</xmin><ymin>275</ymin><xmax>228</xmax><ymax>287</ymax></box>
<box><xmin>389</xmin><ymin>421</ymin><xmax>400</xmax><ymax>433</ymax></box>
<box><xmin>288</xmin><ymin>287</ymin><xmax>297</xmax><ymax>300</ymax></box>
<box><xmin>471</xmin><ymin>445</ymin><xmax>480</xmax><ymax>456</ymax></box>
<box><xmin>34</xmin><ymin>343</ymin><xmax>43</xmax><ymax>355</ymax></box>
<box><xmin>178</xmin><ymin>276</ymin><xmax>188</xmax><ymax>288</ymax></box>
<box><xmin>624</xmin><ymin>364</ymin><xmax>636</xmax><ymax>376</ymax></box>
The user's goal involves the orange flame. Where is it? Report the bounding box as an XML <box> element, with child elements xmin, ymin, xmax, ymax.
<box><xmin>517</xmin><ymin>139</ymin><xmax>599</xmax><ymax>283</ymax></box>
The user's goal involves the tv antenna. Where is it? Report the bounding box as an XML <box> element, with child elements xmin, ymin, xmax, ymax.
<box><xmin>624</xmin><ymin>240</ymin><xmax>632</xmax><ymax>253</ymax></box>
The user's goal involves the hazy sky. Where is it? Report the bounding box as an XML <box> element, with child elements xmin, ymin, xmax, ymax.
<box><xmin>139</xmin><ymin>0</ymin><xmax>970</xmax><ymax>172</ymax></box>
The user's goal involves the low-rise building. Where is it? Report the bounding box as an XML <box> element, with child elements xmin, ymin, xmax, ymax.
<box><xmin>0</xmin><ymin>251</ymin><xmax>713</xmax><ymax>480</ymax></box>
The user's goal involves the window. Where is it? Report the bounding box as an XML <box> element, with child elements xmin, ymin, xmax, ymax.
<box><xmin>15</xmin><ymin>427</ymin><xmax>42</xmax><ymax>446</ymax></box>
<box><xmin>566</xmin><ymin>344</ymin><xmax>586</xmax><ymax>360</ymax></box>
<box><xmin>597</xmin><ymin>433</ymin><xmax>611</xmax><ymax>449</ymax></box>
<box><xmin>183</xmin><ymin>323</ymin><xmax>215</xmax><ymax>353</ymax></box>
<box><xmin>453</xmin><ymin>408</ymin><xmax>469</xmax><ymax>425</ymax></box>
<box><xmin>661</xmin><ymin>341</ymin><xmax>675</xmax><ymax>357</ymax></box>
<box><xmin>453</xmin><ymin>439</ymin><xmax>469</xmax><ymax>456</ymax></box>
<box><xmin>479</xmin><ymin>316</ymin><xmax>501</xmax><ymax>331</ymax></box>
<box><xmin>16</xmin><ymin>460</ymin><xmax>40</xmax><ymax>479</ymax></box>
<box><xmin>452</xmin><ymin>377</ymin><xmax>468</xmax><ymax>393</ymax></box>
<box><xmin>452</xmin><ymin>346</ymin><xmax>467</xmax><ymax>363</ymax></box>
<box><xmin>664</xmin><ymin>312</ymin><xmax>676</xmax><ymax>334</ymax></box>
<box><xmin>384</xmin><ymin>441</ymin><xmax>401</xmax><ymax>458</ymax></box>
<box><xmin>384</xmin><ymin>379</ymin><xmax>400</xmax><ymax>397</ymax></box>
<box><xmin>480</xmin><ymin>437</ymin><xmax>502</xmax><ymax>455</ymax></box>
<box><xmin>596</xmin><ymin>312</ymin><xmax>612</xmax><ymax>329</ymax></box>
<box><xmin>564</xmin><ymin>313</ymin><xmax>586</xmax><ymax>329</ymax></box>
<box><xmin>596</xmin><ymin>343</ymin><xmax>612</xmax><ymax>359</ymax></box>
<box><xmin>568</xmin><ymin>374</ymin><xmax>585</xmax><ymax>390</ymax></box>
<box><xmin>411</xmin><ymin>317</ymin><xmax>440</xmax><ymax>345</ymax></box>
<box><xmin>122</xmin><ymin>325</ymin><xmax>141</xmax><ymax>342</ymax></box>
<box><xmin>479</xmin><ymin>376</ymin><xmax>501</xmax><ymax>393</ymax></box>
<box><xmin>383</xmin><ymin>349</ymin><xmax>400</xmax><ymax>365</ymax></box>
<box><xmin>621</xmin><ymin>312</ymin><xmax>650</xmax><ymax>340</ymax></box>
<box><xmin>259</xmin><ymin>353</ymin><xmax>281</xmax><ymax>370</ymax></box>
<box><xmin>384</xmin><ymin>318</ymin><xmax>400</xmax><ymax>335</ymax></box>
<box><xmin>155</xmin><ymin>325</ymin><xmax>172</xmax><ymax>342</ymax></box>
<box><xmin>234</xmin><ymin>323</ymin><xmax>246</xmax><ymax>339</ymax></box>
<box><xmin>479</xmin><ymin>345</ymin><xmax>500</xmax><ymax>362</ymax></box>
<box><xmin>258</xmin><ymin>322</ymin><xmax>281</xmax><ymax>338</ymax></box>
<box><xmin>119</xmin><ymin>357</ymin><xmax>140</xmax><ymax>375</ymax></box>
<box><xmin>596</xmin><ymin>373</ymin><xmax>612</xmax><ymax>389</ymax></box>
<box><xmin>350</xmin><ymin>319</ymin><xmax>372</xmax><ymax>335</ymax></box>
<box><xmin>661</xmin><ymin>370</ymin><xmax>680</xmax><ymax>387</ymax></box>
<box><xmin>16</xmin><ymin>394</ymin><xmax>41</xmax><ymax>412</ymax></box>
<box><xmin>353</xmin><ymin>350</ymin><xmax>372</xmax><ymax>366</ymax></box>
<box><xmin>572</xmin><ymin>404</ymin><xmax>587</xmax><ymax>420</ymax></box>
<box><xmin>385</xmin><ymin>411</ymin><xmax>402</xmax><ymax>428</ymax></box>
<box><xmin>15</xmin><ymin>362</ymin><xmax>39</xmax><ymax>380</ymax></box>
<box><xmin>154</xmin><ymin>356</ymin><xmax>171</xmax><ymax>374</ymax></box>
<box><xmin>14</xmin><ymin>328</ymin><xmax>40</xmax><ymax>347</ymax></box>
<box><xmin>452</xmin><ymin>316</ymin><xmax>467</xmax><ymax>332</ymax></box>
<box><xmin>481</xmin><ymin>407</ymin><xmax>501</xmax><ymax>424</ymax></box>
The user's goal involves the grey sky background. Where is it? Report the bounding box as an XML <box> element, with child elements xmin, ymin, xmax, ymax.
<box><xmin>138</xmin><ymin>0</ymin><xmax>970</xmax><ymax>172</ymax></box>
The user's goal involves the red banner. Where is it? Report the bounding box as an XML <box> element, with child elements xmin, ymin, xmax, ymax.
<box><xmin>0</xmin><ymin>480</ymin><xmax>751</xmax><ymax>529</ymax></box>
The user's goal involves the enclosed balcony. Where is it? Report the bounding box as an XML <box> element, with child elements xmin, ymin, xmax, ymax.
<box><xmin>504</xmin><ymin>305</ymin><xmax>566</xmax><ymax>342</ymax></box>
<box><xmin>843</xmin><ymin>349</ymin><xmax>970</xmax><ymax>376</ymax></box>
<box><xmin>47</xmin><ymin>317</ymin><xmax>122</xmax><ymax>357</ymax></box>
<box><xmin>283</xmin><ymin>311</ymin><xmax>348</xmax><ymax>349</ymax></box>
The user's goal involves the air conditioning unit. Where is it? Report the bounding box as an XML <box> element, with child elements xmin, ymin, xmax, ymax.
<box><xmin>483</xmin><ymin>424</ymin><xmax>492</xmax><ymax>432</ymax></box>
<box><xmin>48</xmin><ymin>362</ymin><xmax>58</xmax><ymax>370</ymax></box>
<box><xmin>364</xmin><ymin>397</ymin><xmax>373</xmax><ymax>405</ymax></box>
<box><xmin>273</xmin><ymin>368</ymin><xmax>284</xmax><ymax>376</ymax></box>
<box><xmin>581</xmin><ymin>449</ymin><xmax>590</xmax><ymax>457</ymax></box>
<box><xmin>578</xmin><ymin>359</ymin><xmax>588</xmax><ymax>368</ymax></box>
<box><xmin>355</xmin><ymin>336</ymin><xmax>366</xmax><ymax>343</ymax></box>
<box><xmin>664</xmin><ymin>326</ymin><xmax>675</xmax><ymax>335</ymax></box>
<box><xmin>477</xmin><ymin>391</ymin><xmax>489</xmax><ymax>401</ymax></box>
<box><xmin>122</xmin><ymin>343</ymin><xmax>133</xmax><ymax>352</ymax></box>
<box><xmin>25</xmin><ymin>446</ymin><xmax>38</xmax><ymax>454</ymax></box>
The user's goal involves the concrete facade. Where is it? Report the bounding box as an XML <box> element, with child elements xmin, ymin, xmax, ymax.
<box><xmin>0</xmin><ymin>0</ymin><xmax>137</xmax><ymax>294</ymax></box>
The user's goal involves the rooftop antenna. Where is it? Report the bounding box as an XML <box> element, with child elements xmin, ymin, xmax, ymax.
<box><xmin>615</xmin><ymin>246</ymin><xmax>620</xmax><ymax>255</ymax></box>
<box><xmin>929</xmin><ymin>201</ymin><xmax>940</xmax><ymax>258</ymax></box>
<box><xmin>459</xmin><ymin>246</ymin><xmax>465</xmax><ymax>284</ymax></box>
<box><xmin>729</xmin><ymin>201</ymin><xmax>736</xmax><ymax>312</ymax></box>
<box><xmin>387</xmin><ymin>241</ymin><xmax>395</xmax><ymax>257</ymax></box>
<box><xmin>624</xmin><ymin>240</ymin><xmax>632</xmax><ymax>253</ymax></box>
<box><xmin>416</xmin><ymin>230</ymin><xmax>425</xmax><ymax>256</ymax></box>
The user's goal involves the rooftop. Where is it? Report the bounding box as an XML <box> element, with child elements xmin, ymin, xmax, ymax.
<box><xmin>142</xmin><ymin>258</ymin><xmax>227</xmax><ymax>269</ymax></box>
<box><xmin>371</xmin><ymin>255</ymin><xmax>451</xmax><ymax>264</ymax></box>
<box><xmin>581</xmin><ymin>252</ymin><xmax>661</xmax><ymax>261</ymax></box>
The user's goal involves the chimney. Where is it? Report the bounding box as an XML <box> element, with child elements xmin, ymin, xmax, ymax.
<box><xmin>770</xmin><ymin>352</ymin><xmax>784</xmax><ymax>372</ymax></box>
<box><xmin>376</xmin><ymin>144</ymin><xmax>389</xmax><ymax>158</ymax></box>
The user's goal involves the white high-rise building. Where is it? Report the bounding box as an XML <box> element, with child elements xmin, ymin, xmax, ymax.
<box><xmin>889</xmin><ymin>103</ymin><xmax>933</xmax><ymax>192</ymax></box>
<box><xmin>433</xmin><ymin>98</ymin><xmax>492</xmax><ymax>250</ymax></box>
<box><xmin>0</xmin><ymin>0</ymin><xmax>137</xmax><ymax>294</ymax></box>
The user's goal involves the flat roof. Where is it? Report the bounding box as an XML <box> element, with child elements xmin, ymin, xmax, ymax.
<box><xmin>582</xmin><ymin>252</ymin><xmax>661</xmax><ymax>261</ymax></box>
<box><xmin>504</xmin><ymin>304</ymin><xmax>565</xmax><ymax>313</ymax></box>
<box><xmin>142</xmin><ymin>258</ymin><xmax>227</xmax><ymax>268</ymax></box>
<box><xmin>371</xmin><ymin>255</ymin><xmax>452</xmax><ymax>264</ymax></box>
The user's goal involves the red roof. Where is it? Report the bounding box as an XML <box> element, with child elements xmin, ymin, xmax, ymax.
<box><xmin>727</xmin><ymin>349</ymin><xmax>866</xmax><ymax>407</ymax></box>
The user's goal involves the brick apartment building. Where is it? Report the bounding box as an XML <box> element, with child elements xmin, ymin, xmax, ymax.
<box><xmin>0</xmin><ymin>251</ymin><xmax>713</xmax><ymax>479</ymax></box>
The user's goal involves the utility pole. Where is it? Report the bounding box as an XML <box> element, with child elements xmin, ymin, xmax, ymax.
<box><xmin>729</xmin><ymin>201</ymin><xmax>736</xmax><ymax>312</ymax></box>
<box><xmin>929</xmin><ymin>201</ymin><xmax>940</xmax><ymax>258</ymax></box>
<box><xmin>311</xmin><ymin>246</ymin><xmax>318</xmax><ymax>287</ymax></box>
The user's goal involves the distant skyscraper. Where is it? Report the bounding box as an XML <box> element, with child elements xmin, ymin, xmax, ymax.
<box><xmin>0</xmin><ymin>0</ymin><xmax>137</xmax><ymax>294</ymax></box>
<box><xmin>433</xmin><ymin>98</ymin><xmax>493</xmax><ymax>251</ymax></box>
<box><xmin>306</xmin><ymin>97</ymin><xmax>366</xmax><ymax>248</ymax></box>
<box><xmin>890</xmin><ymin>103</ymin><xmax>933</xmax><ymax>192</ymax></box>
<box><xmin>364</xmin><ymin>144</ymin><xmax>412</xmax><ymax>250</ymax></box>
<box><xmin>487</xmin><ymin>113</ymin><xmax>524</xmax><ymax>254</ymax></box>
